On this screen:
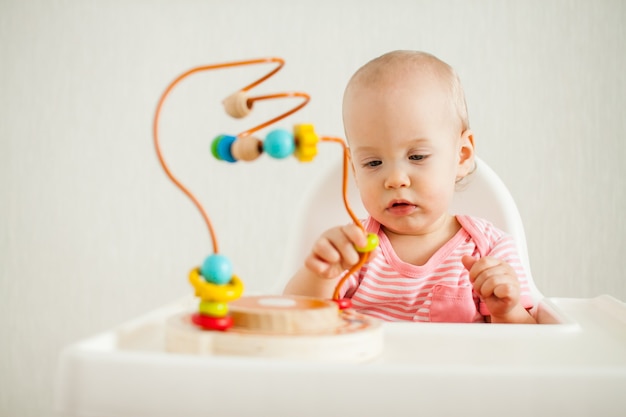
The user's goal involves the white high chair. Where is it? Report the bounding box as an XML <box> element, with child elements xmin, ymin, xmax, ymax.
<box><xmin>55</xmin><ymin>158</ymin><xmax>626</xmax><ymax>417</ymax></box>
<box><xmin>279</xmin><ymin>156</ymin><xmax>543</xmax><ymax>303</ymax></box>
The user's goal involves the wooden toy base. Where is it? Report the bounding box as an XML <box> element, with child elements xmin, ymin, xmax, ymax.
<box><xmin>165</xmin><ymin>295</ymin><xmax>383</xmax><ymax>362</ymax></box>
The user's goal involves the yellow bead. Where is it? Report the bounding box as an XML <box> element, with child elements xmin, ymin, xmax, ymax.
<box><xmin>297</xmin><ymin>147</ymin><xmax>317</xmax><ymax>160</ymax></box>
<box><xmin>355</xmin><ymin>233</ymin><xmax>379</xmax><ymax>253</ymax></box>
<box><xmin>188</xmin><ymin>267</ymin><xmax>244</xmax><ymax>302</ymax></box>
<box><xmin>298</xmin><ymin>132</ymin><xmax>317</xmax><ymax>146</ymax></box>
<box><xmin>198</xmin><ymin>300</ymin><xmax>229</xmax><ymax>317</ymax></box>
<box><xmin>294</xmin><ymin>124</ymin><xmax>319</xmax><ymax>162</ymax></box>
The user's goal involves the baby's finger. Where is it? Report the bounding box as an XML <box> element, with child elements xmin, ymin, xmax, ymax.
<box><xmin>331</xmin><ymin>225</ymin><xmax>367</xmax><ymax>266</ymax></box>
<box><xmin>304</xmin><ymin>253</ymin><xmax>332</xmax><ymax>276</ymax></box>
<box><xmin>341</xmin><ymin>224</ymin><xmax>369</xmax><ymax>249</ymax></box>
<box><xmin>323</xmin><ymin>227</ymin><xmax>363</xmax><ymax>266</ymax></box>
<box><xmin>474</xmin><ymin>268</ymin><xmax>520</xmax><ymax>301</ymax></box>
<box><xmin>461</xmin><ymin>255</ymin><xmax>477</xmax><ymax>272</ymax></box>
<box><xmin>311</xmin><ymin>236</ymin><xmax>342</xmax><ymax>264</ymax></box>
<box><xmin>493</xmin><ymin>282</ymin><xmax>517</xmax><ymax>300</ymax></box>
<box><xmin>466</xmin><ymin>257</ymin><xmax>501</xmax><ymax>285</ymax></box>
<box><xmin>474</xmin><ymin>272</ymin><xmax>504</xmax><ymax>298</ymax></box>
<box><xmin>471</xmin><ymin>264</ymin><xmax>511</xmax><ymax>295</ymax></box>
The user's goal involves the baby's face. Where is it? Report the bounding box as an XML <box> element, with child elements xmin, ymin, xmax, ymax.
<box><xmin>344</xmin><ymin>76</ymin><xmax>472</xmax><ymax>237</ymax></box>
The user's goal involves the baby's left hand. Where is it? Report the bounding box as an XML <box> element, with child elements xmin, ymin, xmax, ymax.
<box><xmin>461</xmin><ymin>255</ymin><xmax>521</xmax><ymax>320</ymax></box>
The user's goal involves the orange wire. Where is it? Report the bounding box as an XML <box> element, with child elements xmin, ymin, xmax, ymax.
<box><xmin>320</xmin><ymin>137</ymin><xmax>371</xmax><ymax>300</ymax></box>
<box><xmin>238</xmin><ymin>91</ymin><xmax>310</xmax><ymax>137</ymax></box>
<box><xmin>153</xmin><ymin>57</ymin><xmax>367</xmax><ymax>300</ymax></box>
<box><xmin>153</xmin><ymin>57</ymin><xmax>306</xmax><ymax>253</ymax></box>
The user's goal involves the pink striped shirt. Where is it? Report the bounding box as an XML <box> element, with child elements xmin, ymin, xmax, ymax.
<box><xmin>339</xmin><ymin>215</ymin><xmax>534</xmax><ymax>323</ymax></box>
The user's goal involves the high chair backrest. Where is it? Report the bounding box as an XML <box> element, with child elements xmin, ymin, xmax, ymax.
<box><xmin>279</xmin><ymin>157</ymin><xmax>542</xmax><ymax>302</ymax></box>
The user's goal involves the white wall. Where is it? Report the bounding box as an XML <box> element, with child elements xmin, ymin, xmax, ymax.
<box><xmin>1</xmin><ymin>1</ymin><xmax>624</xmax><ymax>415</ymax></box>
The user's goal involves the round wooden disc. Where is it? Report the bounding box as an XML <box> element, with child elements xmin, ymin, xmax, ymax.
<box><xmin>165</xmin><ymin>295</ymin><xmax>383</xmax><ymax>362</ymax></box>
<box><xmin>228</xmin><ymin>295</ymin><xmax>342</xmax><ymax>334</ymax></box>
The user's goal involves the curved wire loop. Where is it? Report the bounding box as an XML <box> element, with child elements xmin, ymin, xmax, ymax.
<box><xmin>321</xmin><ymin>138</ymin><xmax>370</xmax><ymax>300</ymax></box>
<box><xmin>152</xmin><ymin>57</ymin><xmax>368</xmax><ymax>300</ymax></box>
<box><xmin>153</xmin><ymin>57</ymin><xmax>308</xmax><ymax>253</ymax></box>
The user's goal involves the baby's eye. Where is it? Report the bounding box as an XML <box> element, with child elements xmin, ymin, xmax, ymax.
<box><xmin>364</xmin><ymin>160</ymin><xmax>382</xmax><ymax>168</ymax></box>
<box><xmin>409</xmin><ymin>154</ymin><xmax>427</xmax><ymax>161</ymax></box>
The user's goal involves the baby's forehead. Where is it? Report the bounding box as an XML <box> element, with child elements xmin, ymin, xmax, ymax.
<box><xmin>348</xmin><ymin>52</ymin><xmax>452</xmax><ymax>91</ymax></box>
<box><xmin>344</xmin><ymin>51</ymin><xmax>469</xmax><ymax>133</ymax></box>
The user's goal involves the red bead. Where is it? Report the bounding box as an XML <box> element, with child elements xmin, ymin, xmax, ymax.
<box><xmin>333</xmin><ymin>298</ymin><xmax>352</xmax><ymax>310</ymax></box>
<box><xmin>191</xmin><ymin>313</ymin><xmax>233</xmax><ymax>331</ymax></box>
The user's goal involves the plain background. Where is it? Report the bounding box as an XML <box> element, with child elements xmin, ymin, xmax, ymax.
<box><xmin>1</xmin><ymin>0</ymin><xmax>625</xmax><ymax>415</ymax></box>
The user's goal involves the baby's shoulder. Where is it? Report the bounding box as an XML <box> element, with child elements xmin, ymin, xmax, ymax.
<box><xmin>457</xmin><ymin>214</ymin><xmax>500</xmax><ymax>233</ymax></box>
<box><xmin>456</xmin><ymin>215</ymin><xmax>508</xmax><ymax>248</ymax></box>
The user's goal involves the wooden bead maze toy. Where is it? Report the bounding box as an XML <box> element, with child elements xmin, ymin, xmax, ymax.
<box><xmin>152</xmin><ymin>57</ymin><xmax>383</xmax><ymax>362</ymax></box>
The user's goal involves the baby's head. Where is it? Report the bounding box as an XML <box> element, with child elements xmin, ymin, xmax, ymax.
<box><xmin>342</xmin><ymin>51</ymin><xmax>475</xmax><ymax>236</ymax></box>
<box><xmin>343</xmin><ymin>50</ymin><xmax>470</xmax><ymax>144</ymax></box>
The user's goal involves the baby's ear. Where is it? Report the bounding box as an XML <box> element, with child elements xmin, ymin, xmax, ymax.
<box><xmin>457</xmin><ymin>129</ymin><xmax>475</xmax><ymax>178</ymax></box>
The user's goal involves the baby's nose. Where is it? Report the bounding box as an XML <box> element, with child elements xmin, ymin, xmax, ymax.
<box><xmin>384</xmin><ymin>167</ymin><xmax>410</xmax><ymax>188</ymax></box>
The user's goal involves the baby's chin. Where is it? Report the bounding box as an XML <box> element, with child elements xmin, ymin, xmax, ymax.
<box><xmin>379</xmin><ymin>222</ymin><xmax>425</xmax><ymax>237</ymax></box>
<box><xmin>378</xmin><ymin>214</ymin><xmax>447</xmax><ymax>235</ymax></box>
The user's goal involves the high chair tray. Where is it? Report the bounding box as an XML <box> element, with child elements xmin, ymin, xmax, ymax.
<box><xmin>55</xmin><ymin>295</ymin><xmax>626</xmax><ymax>417</ymax></box>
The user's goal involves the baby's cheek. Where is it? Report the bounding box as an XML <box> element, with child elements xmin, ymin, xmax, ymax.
<box><xmin>359</xmin><ymin>193</ymin><xmax>381</xmax><ymax>215</ymax></box>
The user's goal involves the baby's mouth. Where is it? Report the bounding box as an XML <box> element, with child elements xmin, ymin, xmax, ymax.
<box><xmin>388</xmin><ymin>200</ymin><xmax>414</xmax><ymax>209</ymax></box>
<box><xmin>386</xmin><ymin>200</ymin><xmax>417</xmax><ymax>214</ymax></box>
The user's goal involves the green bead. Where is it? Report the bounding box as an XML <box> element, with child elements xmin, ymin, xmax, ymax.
<box><xmin>211</xmin><ymin>135</ymin><xmax>224</xmax><ymax>160</ymax></box>
<box><xmin>198</xmin><ymin>300</ymin><xmax>229</xmax><ymax>317</ymax></box>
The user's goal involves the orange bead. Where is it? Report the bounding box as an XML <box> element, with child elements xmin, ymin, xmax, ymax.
<box><xmin>231</xmin><ymin>136</ymin><xmax>263</xmax><ymax>161</ymax></box>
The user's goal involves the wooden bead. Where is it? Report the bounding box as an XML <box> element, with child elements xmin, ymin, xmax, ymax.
<box><xmin>231</xmin><ymin>136</ymin><xmax>263</xmax><ymax>162</ymax></box>
<box><xmin>222</xmin><ymin>91</ymin><xmax>251</xmax><ymax>119</ymax></box>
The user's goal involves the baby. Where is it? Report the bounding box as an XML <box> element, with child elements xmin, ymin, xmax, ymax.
<box><xmin>284</xmin><ymin>50</ymin><xmax>535</xmax><ymax>324</ymax></box>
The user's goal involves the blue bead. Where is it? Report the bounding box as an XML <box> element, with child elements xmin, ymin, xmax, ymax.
<box><xmin>264</xmin><ymin>129</ymin><xmax>295</xmax><ymax>159</ymax></box>
<box><xmin>200</xmin><ymin>254</ymin><xmax>233</xmax><ymax>285</ymax></box>
<box><xmin>216</xmin><ymin>135</ymin><xmax>237</xmax><ymax>163</ymax></box>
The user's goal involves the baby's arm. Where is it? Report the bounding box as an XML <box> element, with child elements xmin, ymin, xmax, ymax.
<box><xmin>283</xmin><ymin>224</ymin><xmax>368</xmax><ymax>299</ymax></box>
<box><xmin>462</xmin><ymin>256</ymin><xmax>537</xmax><ymax>324</ymax></box>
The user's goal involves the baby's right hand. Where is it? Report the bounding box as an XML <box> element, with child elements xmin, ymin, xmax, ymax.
<box><xmin>304</xmin><ymin>224</ymin><xmax>369</xmax><ymax>279</ymax></box>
